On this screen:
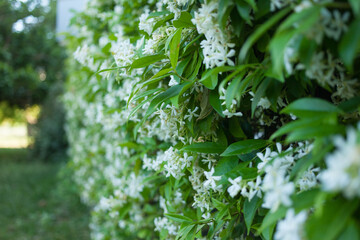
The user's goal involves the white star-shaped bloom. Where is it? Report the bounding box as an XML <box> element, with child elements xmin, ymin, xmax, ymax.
<box><xmin>204</xmin><ymin>167</ymin><xmax>221</xmax><ymax>191</ymax></box>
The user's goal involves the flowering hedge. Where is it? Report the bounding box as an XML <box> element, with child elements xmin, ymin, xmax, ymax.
<box><xmin>64</xmin><ymin>0</ymin><xmax>360</xmax><ymax>239</ymax></box>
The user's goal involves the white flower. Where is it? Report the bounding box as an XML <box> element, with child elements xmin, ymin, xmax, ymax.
<box><xmin>166</xmin><ymin>1</ymin><xmax>181</xmax><ymax>19</ymax></box>
<box><xmin>201</xmin><ymin>154</ymin><xmax>217</xmax><ymax>169</ymax></box>
<box><xmin>294</xmin><ymin>0</ymin><xmax>313</xmax><ymax>12</ymax></box>
<box><xmin>283</xmin><ymin>35</ymin><xmax>301</xmax><ymax>74</ymax></box>
<box><xmin>222</xmin><ymin>109</ymin><xmax>243</xmax><ymax>118</ymax></box>
<box><xmin>262</xmin><ymin>159</ymin><xmax>295</xmax><ymax>212</ymax></box>
<box><xmin>204</xmin><ymin>167</ymin><xmax>222</xmax><ymax>191</ymax></box>
<box><xmin>258</xmin><ymin>97</ymin><xmax>272</xmax><ymax>109</ymax></box>
<box><xmin>174</xmin><ymin>190</ymin><xmax>185</xmax><ymax>205</ymax></box>
<box><xmin>154</xmin><ymin>217</ymin><xmax>178</xmax><ymax>235</ymax></box>
<box><xmin>319</xmin><ymin>127</ymin><xmax>360</xmax><ymax>198</ymax></box>
<box><xmin>262</xmin><ymin>177</ymin><xmax>294</xmax><ymax>212</ymax></box>
<box><xmin>192</xmin><ymin>2</ymin><xmax>235</xmax><ymax>69</ymax></box>
<box><xmin>247</xmin><ymin>176</ymin><xmax>263</xmax><ymax>200</ymax></box>
<box><xmin>169</xmin><ymin>75</ymin><xmax>179</xmax><ymax>86</ymax></box>
<box><xmin>111</xmin><ymin>38</ymin><xmax>136</xmax><ymax>66</ymax></box>
<box><xmin>323</xmin><ymin>10</ymin><xmax>350</xmax><ymax>41</ymax></box>
<box><xmin>125</xmin><ymin>173</ymin><xmax>144</xmax><ymax>199</ymax></box>
<box><xmin>73</xmin><ymin>44</ymin><xmax>93</xmax><ymax>67</ymax></box>
<box><xmin>139</xmin><ymin>9</ymin><xmax>155</xmax><ymax>35</ymax></box>
<box><xmin>274</xmin><ymin>209</ymin><xmax>307</xmax><ymax>240</ymax></box>
<box><xmin>257</xmin><ymin>148</ymin><xmax>272</xmax><ymax>171</ymax></box>
<box><xmin>297</xmin><ymin>51</ymin><xmax>336</xmax><ymax>87</ymax></box>
<box><xmin>332</xmin><ymin>73</ymin><xmax>358</xmax><ymax>101</ymax></box>
<box><xmin>270</xmin><ymin>0</ymin><xmax>296</xmax><ymax>12</ymax></box>
<box><xmin>297</xmin><ymin>166</ymin><xmax>320</xmax><ymax>191</ymax></box>
<box><xmin>227</xmin><ymin>176</ymin><xmax>242</xmax><ymax>198</ymax></box>
<box><xmin>143</xmin><ymin>38</ymin><xmax>156</xmax><ymax>55</ymax></box>
<box><xmin>176</xmin><ymin>0</ymin><xmax>194</xmax><ymax>6</ymax></box>
<box><xmin>184</xmin><ymin>107</ymin><xmax>199</xmax><ymax>121</ymax></box>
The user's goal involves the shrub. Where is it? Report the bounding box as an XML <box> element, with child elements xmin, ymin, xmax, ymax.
<box><xmin>32</xmin><ymin>81</ymin><xmax>68</xmax><ymax>162</ymax></box>
<box><xmin>64</xmin><ymin>0</ymin><xmax>360</xmax><ymax>239</ymax></box>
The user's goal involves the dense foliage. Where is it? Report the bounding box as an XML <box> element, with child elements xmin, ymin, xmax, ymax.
<box><xmin>0</xmin><ymin>0</ymin><xmax>67</xmax><ymax>160</ymax></box>
<box><xmin>0</xmin><ymin>0</ymin><xmax>66</xmax><ymax>109</ymax></box>
<box><xmin>65</xmin><ymin>0</ymin><xmax>360</xmax><ymax>239</ymax></box>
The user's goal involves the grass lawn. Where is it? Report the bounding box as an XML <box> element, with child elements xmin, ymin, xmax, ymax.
<box><xmin>0</xmin><ymin>148</ymin><xmax>90</xmax><ymax>240</ymax></box>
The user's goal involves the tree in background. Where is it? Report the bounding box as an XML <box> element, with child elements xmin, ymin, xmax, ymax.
<box><xmin>0</xmin><ymin>0</ymin><xmax>67</xmax><ymax>161</ymax></box>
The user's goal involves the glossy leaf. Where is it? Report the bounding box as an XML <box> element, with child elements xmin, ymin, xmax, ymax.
<box><xmin>221</xmin><ymin>139</ymin><xmax>269</xmax><ymax>156</ymax></box>
<box><xmin>239</xmin><ymin>7</ymin><xmax>291</xmax><ymax>62</ymax></box>
<box><xmin>173</xmin><ymin>12</ymin><xmax>195</xmax><ymax>28</ymax></box>
<box><xmin>306</xmin><ymin>199</ymin><xmax>359</xmax><ymax>240</ymax></box>
<box><xmin>165</xmin><ymin>213</ymin><xmax>193</xmax><ymax>223</ymax></box>
<box><xmin>131</xmin><ymin>54</ymin><xmax>167</xmax><ymax>68</ymax></box>
<box><xmin>244</xmin><ymin>196</ymin><xmax>261</xmax><ymax>233</ymax></box>
<box><xmin>181</xmin><ymin>142</ymin><xmax>226</xmax><ymax>154</ymax></box>
<box><xmin>281</xmin><ymin>98</ymin><xmax>342</xmax><ymax>118</ymax></box>
<box><xmin>170</xmin><ymin>28</ymin><xmax>182</xmax><ymax>69</ymax></box>
<box><xmin>146</xmin><ymin>85</ymin><xmax>183</xmax><ymax>116</ymax></box>
<box><xmin>339</xmin><ymin>19</ymin><xmax>360</xmax><ymax>71</ymax></box>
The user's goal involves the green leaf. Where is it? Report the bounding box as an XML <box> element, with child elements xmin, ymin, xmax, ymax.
<box><xmin>292</xmin><ymin>189</ymin><xmax>321</xmax><ymax>212</ymax></box>
<box><xmin>181</xmin><ymin>142</ymin><xmax>226</xmax><ymax>154</ymax></box>
<box><xmin>200</xmin><ymin>66</ymin><xmax>237</xmax><ymax>90</ymax></box>
<box><xmin>286</xmin><ymin>124</ymin><xmax>345</xmax><ymax>142</ymax></box>
<box><xmin>170</xmin><ymin>28</ymin><xmax>182</xmax><ymax>69</ymax></box>
<box><xmin>225</xmin><ymin>72</ymin><xmax>246</xmax><ymax>108</ymax></box>
<box><xmin>281</xmin><ymin>98</ymin><xmax>342</xmax><ymax>118</ymax></box>
<box><xmin>298</xmin><ymin>36</ymin><xmax>317</xmax><ymax>67</ymax></box>
<box><xmin>129</xmin><ymin>93</ymin><xmax>158</xmax><ymax>119</ymax></box>
<box><xmin>165</xmin><ymin>213</ymin><xmax>193</xmax><ymax>223</ymax></box>
<box><xmin>221</xmin><ymin>139</ymin><xmax>269</xmax><ymax>156</ymax></box>
<box><xmin>306</xmin><ymin>199</ymin><xmax>359</xmax><ymax>240</ymax></box>
<box><xmin>243</xmin><ymin>0</ymin><xmax>257</xmax><ymax>11</ymax></box>
<box><xmin>225</xmin><ymin>165</ymin><xmax>257</xmax><ymax>182</ymax></box>
<box><xmin>270</xmin><ymin>115</ymin><xmax>337</xmax><ymax>140</ymax></box>
<box><xmin>288</xmin><ymin>139</ymin><xmax>331</xmax><ymax>180</ymax></box>
<box><xmin>339</xmin><ymin>19</ymin><xmax>360</xmax><ymax>71</ymax></box>
<box><xmin>239</xmin><ymin>7</ymin><xmax>291</xmax><ymax>62</ymax></box>
<box><xmin>148</xmin><ymin>11</ymin><xmax>171</xmax><ymax>17</ymax></box>
<box><xmin>197</xmin><ymin>88</ymin><xmax>213</xmax><ymax>120</ymax></box>
<box><xmin>218</xmin><ymin>0</ymin><xmax>234</xmax><ymax>30</ymax></box>
<box><xmin>176</xmin><ymin>224</ymin><xmax>194</xmax><ymax>240</ymax></box>
<box><xmin>212</xmin><ymin>198</ymin><xmax>226</xmax><ymax>210</ymax></box>
<box><xmin>150</xmin><ymin>67</ymin><xmax>173</xmax><ymax>80</ymax></box>
<box><xmin>190</xmin><ymin>57</ymin><xmax>203</xmax><ymax>81</ymax></box>
<box><xmin>140</xmin><ymin>74</ymin><xmax>172</xmax><ymax>89</ymax></box>
<box><xmin>146</xmin><ymin>85</ymin><xmax>183</xmax><ymax>116</ymax></box>
<box><xmin>258</xmin><ymin>207</ymin><xmax>287</xmax><ymax>234</ymax></box>
<box><xmin>160</xmin><ymin>228</ymin><xmax>168</xmax><ymax>240</ymax></box>
<box><xmin>182</xmin><ymin>225</ymin><xmax>197</xmax><ymax>240</ymax></box>
<box><xmin>229</xmin><ymin>118</ymin><xmax>246</xmax><ymax>138</ymax></box>
<box><xmin>173</xmin><ymin>12</ymin><xmax>195</xmax><ymax>28</ymax></box>
<box><xmin>131</xmin><ymin>54</ymin><xmax>167</xmax><ymax>68</ymax></box>
<box><xmin>132</xmin><ymin>88</ymin><xmax>163</xmax><ymax>102</ymax></box>
<box><xmin>209</xmin><ymin>90</ymin><xmax>225</xmax><ymax>117</ymax></box>
<box><xmin>216</xmin><ymin>205</ymin><xmax>231</xmax><ymax>221</ymax></box>
<box><xmin>244</xmin><ymin>196</ymin><xmax>261</xmax><ymax>233</ymax></box>
<box><xmin>338</xmin><ymin>220</ymin><xmax>360</xmax><ymax>240</ymax></box>
<box><xmin>338</xmin><ymin>96</ymin><xmax>360</xmax><ymax>113</ymax></box>
<box><xmin>235</xmin><ymin>0</ymin><xmax>252</xmax><ymax>25</ymax></box>
<box><xmin>269</xmin><ymin>7</ymin><xmax>321</xmax><ymax>80</ymax></box>
<box><xmin>152</xmin><ymin>13</ymin><xmax>175</xmax><ymax>33</ymax></box>
<box><xmin>349</xmin><ymin>0</ymin><xmax>360</xmax><ymax>16</ymax></box>
<box><xmin>251</xmin><ymin>78</ymin><xmax>271</xmax><ymax>117</ymax></box>
<box><xmin>171</xmin><ymin>81</ymin><xmax>195</xmax><ymax>108</ymax></box>
<box><xmin>214</xmin><ymin>156</ymin><xmax>239</xmax><ymax>175</ymax></box>
<box><xmin>277</xmin><ymin>6</ymin><xmax>320</xmax><ymax>32</ymax></box>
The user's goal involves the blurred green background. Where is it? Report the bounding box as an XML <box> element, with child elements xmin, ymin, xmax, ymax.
<box><xmin>0</xmin><ymin>0</ymin><xmax>90</xmax><ymax>239</ymax></box>
<box><xmin>0</xmin><ymin>0</ymin><xmax>67</xmax><ymax>160</ymax></box>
